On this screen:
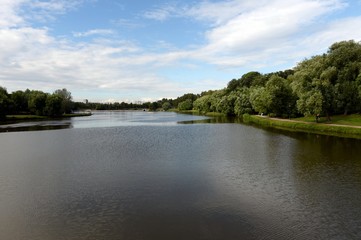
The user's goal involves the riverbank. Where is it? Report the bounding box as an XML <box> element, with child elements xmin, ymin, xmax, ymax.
<box><xmin>243</xmin><ymin>114</ymin><xmax>361</xmax><ymax>139</ymax></box>
<box><xmin>2</xmin><ymin>112</ymin><xmax>91</xmax><ymax>122</ymax></box>
<box><xmin>172</xmin><ymin>109</ymin><xmax>226</xmax><ymax>117</ymax></box>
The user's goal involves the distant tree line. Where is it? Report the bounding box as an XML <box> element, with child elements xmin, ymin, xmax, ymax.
<box><xmin>73</xmin><ymin>93</ymin><xmax>200</xmax><ymax>112</ymax></box>
<box><xmin>0</xmin><ymin>85</ymin><xmax>200</xmax><ymax>119</ymax></box>
<box><xmin>188</xmin><ymin>40</ymin><xmax>361</xmax><ymax>119</ymax></box>
<box><xmin>0</xmin><ymin>88</ymin><xmax>73</xmax><ymax>119</ymax></box>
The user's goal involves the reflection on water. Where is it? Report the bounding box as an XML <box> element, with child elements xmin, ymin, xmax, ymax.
<box><xmin>0</xmin><ymin>120</ymin><xmax>72</xmax><ymax>132</ymax></box>
<box><xmin>0</xmin><ymin>111</ymin><xmax>210</xmax><ymax>132</ymax></box>
<box><xmin>0</xmin><ymin>111</ymin><xmax>361</xmax><ymax>239</ymax></box>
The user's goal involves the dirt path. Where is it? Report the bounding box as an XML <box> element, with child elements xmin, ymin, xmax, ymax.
<box><xmin>257</xmin><ymin>115</ymin><xmax>361</xmax><ymax>129</ymax></box>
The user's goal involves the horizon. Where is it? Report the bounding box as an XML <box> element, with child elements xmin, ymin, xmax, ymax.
<box><xmin>1</xmin><ymin>0</ymin><xmax>361</xmax><ymax>102</ymax></box>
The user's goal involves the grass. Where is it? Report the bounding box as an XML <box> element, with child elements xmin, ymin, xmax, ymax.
<box><xmin>243</xmin><ymin>114</ymin><xmax>361</xmax><ymax>139</ymax></box>
<box><xmin>294</xmin><ymin>114</ymin><xmax>361</xmax><ymax>126</ymax></box>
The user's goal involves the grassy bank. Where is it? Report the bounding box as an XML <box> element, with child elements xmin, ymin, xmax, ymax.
<box><xmin>4</xmin><ymin>112</ymin><xmax>91</xmax><ymax>122</ymax></box>
<box><xmin>294</xmin><ymin>114</ymin><xmax>361</xmax><ymax>126</ymax></box>
<box><xmin>243</xmin><ymin>114</ymin><xmax>361</xmax><ymax>139</ymax></box>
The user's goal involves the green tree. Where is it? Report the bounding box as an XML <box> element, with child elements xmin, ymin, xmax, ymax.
<box><xmin>44</xmin><ymin>94</ymin><xmax>63</xmax><ymax>116</ymax></box>
<box><xmin>239</xmin><ymin>71</ymin><xmax>263</xmax><ymax>88</ymax></box>
<box><xmin>193</xmin><ymin>95</ymin><xmax>212</xmax><ymax>113</ymax></box>
<box><xmin>216</xmin><ymin>91</ymin><xmax>238</xmax><ymax>115</ymax></box>
<box><xmin>178</xmin><ymin>99</ymin><xmax>193</xmax><ymax>111</ymax></box>
<box><xmin>327</xmin><ymin>40</ymin><xmax>361</xmax><ymax>114</ymax></box>
<box><xmin>149</xmin><ymin>102</ymin><xmax>159</xmax><ymax>111</ymax></box>
<box><xmin>10</xmin><ymin>90</ymin><xmax>28</xmax><ymax>113</ymax></box>
<box><xmin>290</xmin><ymin>55</ymin><xmax>335</xmax><ymax>119</ymax></box>
<box><xmin>249</xmin><ymin>87</ymin><xmax>268</xmax><ymax>114</ymax></box>
<box><xmin>234</xmin><ymin>88</ymin><xmax>253</xmax><ymax>116</ymax></box>
<box><xmin>263</xmin><ymin>75</ymin><xmax>296</xmax><ymax>117</ymax></box>
<box><xmin>0</xmin><ymin>87</ymin><xmax>10</xmax><ymax>119</ymax></box>
<box><xmin>208</xmin><ymin>90</ymin><xmax>226</xmax><ymax>112</ymax></box>
<box><xmin>28</xmin><ymin>91</ymin><xmax>48</xmax><ymax>115</ymax></box>
<box><xmin>162</xmin><ymin>102</ymin><xmax>172</xmax><ymax>111</ymax></box>
<box><xmin>54</xmin><ymin>88</ymin><xmax>73</xmax><ymax>113</ymax></box>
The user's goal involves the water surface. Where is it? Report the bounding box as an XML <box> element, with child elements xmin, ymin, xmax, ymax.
<box><xmin>0</xmin><ymin>111</ymin><xmax>360</xmax><ymax>240</ymax></box>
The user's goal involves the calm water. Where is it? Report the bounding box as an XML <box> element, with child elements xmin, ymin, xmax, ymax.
<box><xmin>1</xmin><ymin>111</ymin><xmax>361</xmax><ymax>240</ymax></box>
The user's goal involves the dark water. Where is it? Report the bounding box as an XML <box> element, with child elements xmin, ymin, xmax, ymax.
<box><xmin>0</xmin><ymin>111</ymin><xmax>361</xmax><ymax>240</ymax></box>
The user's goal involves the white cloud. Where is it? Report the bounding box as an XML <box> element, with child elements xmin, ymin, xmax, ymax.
<box><xmin>112</xmin><ymin>18</ymin><xmax>143</xmax><ymax>28</ymax></box>
<box><xmin>187</xmin><ymin>0</ymin><xmax>350</xmax><ymax>69</ymax></box>
<box><xmin>73</xmin><ymin>29</ymin><xmax>115</xmax><ymax>38</ymax></box>
<box><xmin>0</xmin><ymin>0</ymin><xmax>27</xmax><ymax>27</ymax></box>
<box><xmin>142</xmin><ymin>3</ymin><xmax>181</xmax><ymax>21</ymax></box>
<box><xmin>1</xmin><ymin>0</ymin><xmax>361</xmax><ymax>102</ymax></box>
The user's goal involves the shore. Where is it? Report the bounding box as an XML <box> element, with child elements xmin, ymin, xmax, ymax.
<box><xmin>2</xmin><ymin>112</ymin><xmax>91</xmax><ymax>122</ymax></box>
<box><xmin>242</xmin><ymin>114</ymin><xmax>361</xmax><ymax>139</ymax></box>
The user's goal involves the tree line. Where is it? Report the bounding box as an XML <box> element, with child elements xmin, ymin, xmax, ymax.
<box><xmin>179</xmin><ymin>40</ymin><xmax>361</xmax><ymax>120</ymax></box>
<box><xmin>0</xmin><ymin>85</ymin><xmax>200</xmax><ymax>119</ymax></box>
<box><xmin>0</xmin><ymin>88</ymin><xmax>74</xmax><ymax>119</ymax></box>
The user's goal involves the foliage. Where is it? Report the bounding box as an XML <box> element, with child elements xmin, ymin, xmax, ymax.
<box><xmin>28</xmin><ymin>91</ymin><xmax>48</xmax><ymax>116</ymax></box>
<box><xmin>234</xmin><ymin>88</ymin><xmax>253</xmax><ymax>116</ymax></box>
<box><xmin>44</xmin><ymin>94</ymin><xmax>63</xmax><ymax>116</ymax></box>
<box><xmin>162</xmin><ymin>102</ymin><xmax>172</xmax><ymax>111</ymax></box>
<box><xmin>0</xmin><ymin>87</ymin><xmax>78</xmax><ymax>118</ymax></box>
<box><xmin>178</xmin><ymin>99</ymin><xmax>193</xmax><ymax>111</ymax></box>
<box><xmin>263</xmin><ymin>75</ymin><xmax>296</xmax><ymax>117</ymax></box>
<box><xmin>193</xmin><ymin>95</ymin><xmax>211</xmax><ymax>114</ymax></box>
<box><xmin>54</xmin><ymin>88</ymin><xmax>73</xmax><ymax>114</ymax></box>
<box><xmin>249</xmin><ymin>87</ymin><xmax>268</xmax><ymax>114</ymax></box>
<box><xmin>149</xmin><ymin>102</ymin><xmax>159</xmax><ymax>111</ymax></box>
<box><xmin>0</xmin><ymin>87</ymin><xmax>10</xmax><ymax>119</ymax></box>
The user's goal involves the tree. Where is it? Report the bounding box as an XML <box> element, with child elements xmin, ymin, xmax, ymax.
<box><xmin>162</xmin><ymin>102</ymin><xmax>172</xmax><ymax>111</ymax></box>
<box><xmin>208</xmin><ymin>90</ymin><xmax>226</xmax><ymax>112</ymax></box>
<box><xmin>0</xmin><ymin>87</ymin><xmax>10</xmax><ymax>119</ymax></box>
<box><xmin>10</xmin><ymin>90</ymin><xmax>28</xmax><ymax>114</ymax></box>
<box><xmin>263</xmin><ymin>75</ymin><xmax>296</xmax><ymax>117</ymax></box>
<box><xmin>28</xmin><ymin>91</ymin><xmax>48</xmax><ymax>115</ymax></box>
<box><xmin>327</xmin><ymin>40</ymin><xmax>361</xmax><ymax>114</ymax></box>
<box><xmin>216</xmin><ymin>91</ymin><xmax>238</xmax><ymax>115</ymax></box>
<box><xmin>290</xmin><ymin>55</ymin><xmax>335</xmax><ymax>119</ymax></box>
<box><xmin>44</xmin><ymin>94</ymin><xmax>63</xmax><ymax>116</ymax></box>
<box><xmin>54</xmin><ymin>88</ymin><xmax>73</xmax><ymax>114</ymax></box>
<box><xmin>149</xmin><ymin>102</ymin><xmax>159</xmax><ymax>111</ymax></box>
<box><xmin>239</xmin><ymin>71</ymin><xmax>263</xmax><ymax>88</ymax></box>
<box><xmin>178</xmin><ymin>99</ymin><xmax>193</xmax><ymax>111</ymax></box>
<box><xmin>234</xmin><ymin>88</ymin><xmax>253</xmax><ymax>116</ymax></box>
<box><xmin>249</xmin><ymin>87</ymin><xmax>268</xmax><ymax>114</ymax></box>
<box><xmin>193</xmin><ymin>95</ymin><xmax>211</xmax><ymax>113</ymax></box>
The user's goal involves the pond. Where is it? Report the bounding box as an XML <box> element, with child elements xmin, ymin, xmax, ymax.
<box><xmin>0</xmin><ymin>111</ymin><xmax>360</xmax><ymax>239</ymax></box>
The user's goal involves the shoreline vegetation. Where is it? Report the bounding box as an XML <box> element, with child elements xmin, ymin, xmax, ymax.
<box><xmin>176</xmin><ymin>109</ymin><xmax>361</xmax><ymax>139</ymax></box>
<box><xmin>1</xmin><ymin>112</ymin><xmax>92</xmax><ymax>124</ymax></box>
<box><xmin>5</xmin><ymin>112</ymin><xmax>92</xmax><ymax>120</ymax></box>
<box><xmin>242</xmin><ymin>114</ymin><xmax>361</xmax><ymax>139</ymax></box>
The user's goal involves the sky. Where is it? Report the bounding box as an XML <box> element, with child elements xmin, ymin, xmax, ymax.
<box><xmin>1</xmin><ymin>0</ymin><xmax>361</xmax><ymax>103</ymax></box>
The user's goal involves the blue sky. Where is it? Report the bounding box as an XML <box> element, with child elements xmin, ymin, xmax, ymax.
<box><xmin>1</xmin><ymin>0</ymin><xmax>361</xmax><ymax>102</ymax></box>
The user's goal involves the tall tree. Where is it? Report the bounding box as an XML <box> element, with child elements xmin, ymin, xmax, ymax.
<box><xmin>263</xmin><ymin>75</ymin><xmax>296</xmax><ymax>117</ymax></box>
<box><xmin>44</xmin><ymin>94</ymin><xmax>63</xmax><ymax>116</ymax></box>
<box><xmin>327</xmin><ymin>40</ymin><xmax>361</xmax><ymax>114</ymax></box>
<box><xmin>28</xmin><ymin>91</ymin><xmax>48</xmax><ymax>116</ymax></box>
<box><xmin>290</xmin><ymin>55</ymin><xmax>335</xmax><ymax>120</ymax></box>
<box><xmin>54</xmin><ymin>88</ymin><xmax>73</xmax><ymax>114</ymax></box>
<box><xmin>0</xmin><ymin>87</ymin><xmax>10</xmax><ymax>119</ymax></box>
